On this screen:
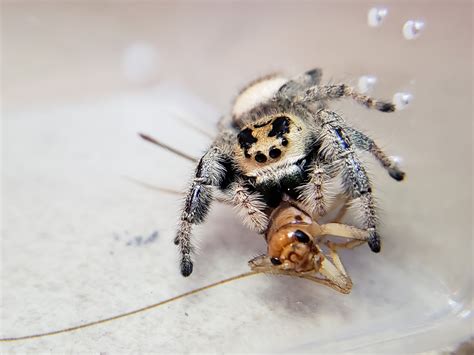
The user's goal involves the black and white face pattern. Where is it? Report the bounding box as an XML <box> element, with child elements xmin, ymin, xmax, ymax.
<box><xmin>236</xmin><ymin>114</ymin><xmax>308</xmax><ymax>175</ymax></box>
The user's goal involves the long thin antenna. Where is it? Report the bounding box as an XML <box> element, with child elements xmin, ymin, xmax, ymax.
<box><xmin>139</xmin><ymin>133</ymin><xmax>198</xmax><ymax>163</ymax></box>
<box><xmin>171</xmin><ymin>112</ymin><xmax>215</xmax><ymax>139</ymax></box>
<box><xmin>0</xmin><ymin>271</ymin><xmax>259</xmax><ymax>342</ymax></box>
<box><xmin>123</xmin><ymin>176</ymin><xmax>228</xmax><ymax>204</ymax></box>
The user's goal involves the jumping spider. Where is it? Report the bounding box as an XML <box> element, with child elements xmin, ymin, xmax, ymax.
<box><xmin>175</xmin><ymin>68</ymin><xmax>405</xmax><ymax>277</ymax></box>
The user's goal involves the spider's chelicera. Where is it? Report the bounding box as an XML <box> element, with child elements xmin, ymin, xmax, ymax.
<box><xmin>175</xmin><ymin>68</ymin><xmax>405</xmax><ymax>277</ymax></box>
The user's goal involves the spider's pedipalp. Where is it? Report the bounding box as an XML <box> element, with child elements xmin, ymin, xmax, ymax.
<box><xmin>224</xmin><ymin>179</ymin><xmax>268</xmax><ymax>233</ymax></box>
<box><xmin>296</xmin><ymin>161</ymin><xmax>329</xmax><ymax>216</ymax></box>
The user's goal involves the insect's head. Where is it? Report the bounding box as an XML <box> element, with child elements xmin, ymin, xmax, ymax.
<box><xmin>236</xmin><ymin>114</ymin><xmax>307</xmax><ymax>173</ymax></box>
<box><xmin>251</xmin><ymin>203</ymin><xmax>318</xmax><ymax>273</ymax></box>
<box><xmin>265</xmin><ymin>225</ymin><xmax>316</xmax><ymax>273</ymax></box>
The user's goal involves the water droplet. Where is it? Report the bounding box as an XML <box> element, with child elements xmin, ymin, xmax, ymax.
<box><xmin>122</xmin><ymin>41</ymin><xmax>159</xmax><ymax>83</ymax></box>
<box><xmin>393</xmin><ymin>92</ymin><xmax>413</xmax><ymax>110</ymax></box>
<box><xmin>358</xmin><ymin>75</ymin><xmax>378</xmax><ymax>93</ymax></box>
<box><xmin>368</xmin><ymin>7</ymin><xmax>388</xmax><ymax>27</ymax></box>
<box><xmin>403</xmin><ymin>20</ymin><xmax>425</xmax><ymax>40</ymax></box>
<box><xmin>390</xmin><ymin>155</ymin><xmax>404</xmax><ymax>166</ymax></box>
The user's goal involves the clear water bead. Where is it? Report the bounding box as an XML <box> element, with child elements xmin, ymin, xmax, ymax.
<box><xmin>390</xmin><ymin>155</ymin><xmax>404</xmax><ymax>166</ymax></box>
<box><xmin>358</xmin><ymin>75</ymin><xmax>378</xmax><ymax>93</ymax></box>
<box><xmin>403</xmin><ymin>20</ymin><xmax>425</xmax><ymax>40</ymax></box>
<box><xmin>122</xmin><ymin>41</ymin><xmax>159</xmax><ymax>83</ymax></box>
<box><xmin>393</xmin><ymin>92</ymin><xmax>413</xmax><ymax>110</ymax></box>
<box><xmin>368</xmin><ymin>7</ymin><xmax>388</xmax><ymax>27</ymax></box>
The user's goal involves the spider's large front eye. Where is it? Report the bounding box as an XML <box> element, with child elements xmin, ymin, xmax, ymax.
<box><xmin>255</xmin><ymin>152</ymin><xmax>267</xmax><ymax>163</ymax></box>
<box><xmin>269</xmin><ymin>147</ymin><xmax>281</xmax><ymax>159</ymax></box>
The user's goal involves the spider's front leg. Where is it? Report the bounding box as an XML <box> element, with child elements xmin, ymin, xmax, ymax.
<box><xmin>297</xmin><ymin>160</ymin><xmax>330</xmax><ymax>217</ymax></box>
<box><xmin>175</xmin><ymin>145</ymin><xmax>229</xmax><ymax>277</ymax></box>
<box><xmin>317</xmin><ymin>109</ymin><xmax>381</xmax><ymax>253</ymax></box>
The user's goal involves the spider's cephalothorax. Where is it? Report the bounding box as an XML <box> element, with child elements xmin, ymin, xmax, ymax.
<box><xmin>175</xmin><ymin>68</ymin><xmax>405</xmax><ymax>277</ymax></box>
<box><xmin>234</xmin><ymin>111</ymin><xmax>317</xmax><ymax>207</ymax></box>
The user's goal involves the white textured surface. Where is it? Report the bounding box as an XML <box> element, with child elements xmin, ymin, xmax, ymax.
<box><xmin>1</xmin><ymin>2</ymin><xmax>472</xmax><ymax>353</ymax></box>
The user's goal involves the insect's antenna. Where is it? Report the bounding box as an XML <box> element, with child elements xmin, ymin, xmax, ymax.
<box><xmin>0</xmin><ymin>271</ymin><xmax>259</xmax><ymax>342</ymax></box>
<box><xmin>171</xmin><ymin>113</ymin><xmax>215</xmax><ymax>139</ymax></box>
<box><xmin>123</xmin><ymin>176</ymin><xmax>229</xmax><ymax>204</ymax></box>
<box><xmin>123</xmin><ymin>176</ymin><xmax>184</xmax><ymax>196</ymax></box>
<box><xmin>139</xmin><ymin>133</ymin><xmax>198</xmax><ymax>163</ymax></box>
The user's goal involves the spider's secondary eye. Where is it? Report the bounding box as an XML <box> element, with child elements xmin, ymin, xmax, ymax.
<box><xmin>281</xmin><ymin>138</ymin><xmax>288</xmax><ymax>146</ymax></box>
<box><xmin>255</xmin><ymin>152</ymin><xmax>267</xmax><ymax>163</ymax></box>
<box><xmin>270</xmin><ymin>257</ymin><xmax>282</xmax><ymax>265</ymax></box>
<box><xmin>269</xmin><ymin>147</ymin><xmax>281</xmax><ymax>159</ymax></box>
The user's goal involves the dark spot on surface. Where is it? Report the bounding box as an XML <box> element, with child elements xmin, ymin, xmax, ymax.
<box><xmin>244</xmin><ymin>152</ymin><xmax>251</xmax><ymax>158</ymax></box>
<box><xmin>238</xmin><ymin>128</ymin><xmax>257</xmax><ymax>149</ymax></box>
<box><xmin>268</xmin><ymin>116</ymin><xmax>290</xmax><ymax>137</ymax></box>
<box><xmin>377</xmin><ymin>102</ymin><xmax>396</xmax><ymax>112</ymax></box>
<box><xmin>254</xmin><ymin>119</ymin><xmax>272</xmax><ymax>128</ymax></box>
<box><xmin>125</xmin><ymin>231</ymin><xmax>159</xmax><ymax>247</ymax></box>
<box><xmin>271</xmin><ymin>257</ymin><xmax>282</xmax><ymax>265</ymax></box>
<box><xmin>295</xmin><ymin>215</ymin><xmax>303</xmax><ymax>221</ymax></box>
<box><xmin>293</xmin><ymin>230</ymin><xmax>310</xmax><ymax>243</ymax></box>
<box><xmin>255</xmin><ymin>152</ymin><xmax>267</xmax><ymax>163</ymax></box>
<box><xmin>269</xmin><ymin>147</ymin><xmax>281</xmax><ymax>159</ymax></box>
<box><xmin>281</xmin><ymin>138</ymin><xmax>288</xmax><ymax>146</ymax></box>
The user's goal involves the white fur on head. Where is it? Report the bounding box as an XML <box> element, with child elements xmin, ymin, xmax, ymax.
<box><xmin>232</xmin><ymin>76</ymin><xmax>288</xmax><ymax>118</ymax></box>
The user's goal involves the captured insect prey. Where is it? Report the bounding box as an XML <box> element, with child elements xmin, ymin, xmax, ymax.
<box><xmin>248</xmin><ymin>198</ymin><xmax>369</xmax><ymax>294</ymax></box>
<box><xmin>168</xmin><ymin>68</ymin><xmax>405</xmax><ymax>278</ymax></box>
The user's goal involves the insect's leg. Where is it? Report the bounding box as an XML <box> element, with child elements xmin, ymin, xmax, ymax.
<box><xmin>175</xmin><ymin>145</ymin><xmax>230</xmax><ymax>277</ymax></box>
<box><xmin>316</xmin><ymin>109</ymin><xmax>381</xmax><ymax>253</ymax></box>
<box><xmin>297</xmin><ymin>161</ymin><xmax>329</xmax><ymax>216</ymax></box>
<box><xmin>248</xmin><ymin>255</ymin><xmax>351</xmax><ymax>294</ymax></box>
<box><xmin>225</xmin><ymin>179</ymin><xmax>268</xmax><ymax>233</ymax></box>
<box><xmin>345</xmin><ymin>127</ymin><xmax>405</xmax><ymax>181</ymax></box>
<box><xmin>319</xmin><ymin>223</ymin><xmax>370</xmax><ymax>242</ymax></box>
<box><xmin>315</xmin><ymin>251</ymin><xmax>353</xmax><ymax>294</ymax></box>
<box><xmin>301</xmin><ymin>84</ymin><xmax>395</xmax><ymax>112</ymax></box>
<box><xmin>277</xmin><ymin>68</ymin><xmax>323</xmax><ymax>99</ymax></box>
